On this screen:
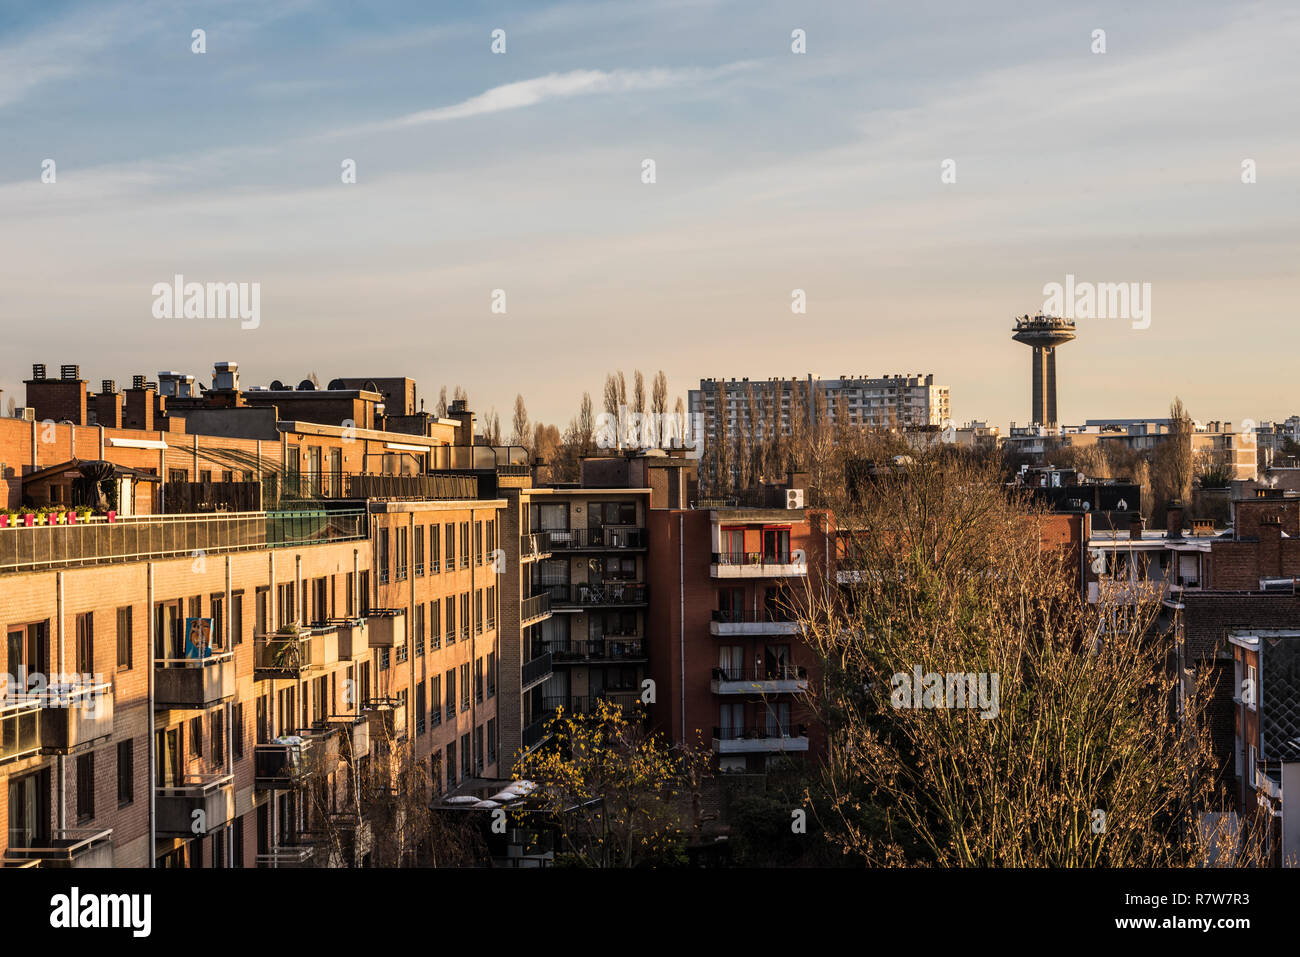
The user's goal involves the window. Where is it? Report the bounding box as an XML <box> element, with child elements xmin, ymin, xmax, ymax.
<box><xmin>486</xmin><ymin>652</ymin><xmax>496</xmax><ymax>698</ymax></box>
<box><xmin>415</xmin><ymin>684</ymin><xmax>426</xmax><ymax>735</ymax></box>
<box><xmin>474</xmin><ymin>725</ymin><xmax>484</xmax><ymax>775</ymax></box>
<box><xmin>460</xmin><ymin>522</ymin><xmax>470</xmax><ymax>568</ymax></box>
<box><xmin>475</xmin><ymin>521</ymin><xmax>484</xmax><ymax>566</ymax></box>
<box><xmin>210</xmin><ymin>594</ymin><xmax>224</xmax><ymax>649</ymax></box>
<box><xmin>345</xmin><ymin>573</ymin><xmax>355</xmax><ymax>618</ymax></box>
<box><xmin>430</xmin><ymin>599</ymin><xmax>441</xmax><ymax>649</ymax></box>
<box><xmin>255</xmin><ymin>587</ymin><xmax>269</xmax><ymax>636</ymax></box>
<box><xmin>378</xmin><ymin>529</ymin><xmax>390</xmax><ymax>584</ymax></box>
<box><xmin>396</xmin><ymin>528</ymin><xmax>408</xmax><ymax>581</ymax></box>
<box><xmin>231</xmin><ymin>591</ymin><xmax>244</xmax><ymax>646</ymax></box>
<box><xmin>212</xmin><ymin>710</ymin><xmax>225</xmax><ymax>765</ymax></box>
<box><xmin>116</xmin><ymin>606</ymin><xmax>133</xmax><ymax>670</ymax></box>
<box><xmin>474</xmin><ymin>657</ymin><xmax>484</xmax><ymax>703</ymax></box>
<box><xmin>359</xmin><ymin>571</ymin><xmax>370</xmax><ymax>616</ymax></box>
<box><xmin>1247</xmin><ymin>664</ymin><xmax>1258</xmax><ymax>710</ymax></box>
<box><xmin>233</xmin><ymin>704</ymin><xmax>245</xmax><ymax>760</ymax></box>
<box><xmin>445</xmin><ymin>524</ymin><xmax>455</xmax><ymax>571</ymax></box>
<box><xmin>460</xmin><ymin>593</ymin><xmax>470</xmax><ymax>640</ymax></box>
<box><xmin>445</xmin><ymin>669</ymin><xmax>456</xmax><ymax>721</ymax></box>
<box><xmin>414</xmin><ymin>525</ymin><xmax>425</xmax><ymax>576</ymax></box>
<box><xmin>487</xmin><ymin>718</ymin><xmax>497</xmax><ymax>764</ymax></box>
<box><xmin>430</xmin><ymin>675</ymin><xmax>442</xmax><ymax>727</ymax></box>
<box><xmin>413</xmin><ymin>603</ymin><xmax>425</xmax><ymax>657</ymax></box>
<box><xmin>276</xmin><ymin>583</ymin><xmax>295</xmax><ymax>627</ymax></box>
<box><xmin>429</xmin><ymin>525</ymin><xmax>441</xmax><ymax>574</ymax></box>
<box><xmin>256</xmin><ymin>695</ymin><xmax>269</xmax><ymax>745</ymax></box>
<box><xmin>77</xmin><ymin>753</ymin><xmax>95</xmax><ymax>821</ymax></box>
<box><xmin>486</xmin><ymin>586</ymin><xmax>496</xmax><ymax>630</ymax></box>
<box><xmin>446</xmin><ymin>599</ymin><xmax>456</xmax><ymax>645</ymax></box>
<box><xmin>190</xmin><ymin>717</ymin><xmax>203</xmax><ymax>757</ymax></box>
<box><xmin>446</xmin><ymin>744</ymin><xmax>457</xmax><ymax>788</ymax></box>
<box><xmin>762</xmin><ymin>528</ymin><xmax>791</xmax><ymax>564</ymax></box>
<box><xmin>475</xmin><ymin>589</ymin><xmax>483</xmax><ymax>636</ymax></box>
<box><xmin>486</xmin><ymin>520</ymin><xmax>496</xmax><ymax>555</ymax></box>
<box><xmin>75</xmin><ymin>612</ymin><xmax>93</xmax><ymax>674</ymax></box>
<box><xmin>117</xmin><ymin>740</ymin><xmax>134</xmax><ymax>807</ymax></box>
<box><xmin>379</xmin><ymin>647</ymin><xmax>390</xmax><ymax>672</ymax></box>
<box><xmin>460</xmin><ymin>663</ymin><xmax>470</xmax><ymax>711</ymax></box>
<box><xmin>460</xmin><ymin>734</ymin><xmax>470</xmax><ymax>779</ymax></box>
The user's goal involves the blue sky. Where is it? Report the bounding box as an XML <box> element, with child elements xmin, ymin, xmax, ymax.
<box><xmin>0</xmin><ymin>0</ymin><xmax>1297</xmax><ymax>430</ymax></box>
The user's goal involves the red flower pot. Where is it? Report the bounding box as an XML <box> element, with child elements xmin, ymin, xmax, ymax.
<box><xmin>107</xmin><ymin>510</ymin><xmax>117</xmax><ymax>523</ymax></box>
<box><xmin>23</xmin><ymin>514</ymin><xmax>35</xmax><ymax>527</ymax></box>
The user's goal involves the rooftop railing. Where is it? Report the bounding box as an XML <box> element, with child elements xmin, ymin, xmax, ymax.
<box><xmin>0</xmin><ymin>509</ymin><xmax>367</xmax><ymax>574</ymax></box>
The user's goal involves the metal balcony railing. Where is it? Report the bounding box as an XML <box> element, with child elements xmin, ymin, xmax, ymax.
<box><xmin>0</xmin><ymin>509</ymin><xmax>367</xmax><ymax>574</ymax></box>
<box><xmin>711</xmin><ymin>665</ymin><xmax>807</xmax><ymax>682</ymax></box>
<box><xmin>548</xmin><ymin>639</ymin><xmax>646</xmax><ymax>662</ymax></box>
<box><xmin>520</xmin><ymin>593</ymin><xmax>551</xmax><ymax>623</ymax></box>
<box><xmin>546</xmin><ymin>582</ymin><xmax>647</xmax><ymax>606</ymax></box>
<box><xmin>711</xmin><ymin>609</ymin><xmax>798</xmax><ymax>624</ymax></box>
<box><xmin>0</xmin><ymin>701</ymin><xmax>41</xmax><ymax>764</ymax></box>
<box><xmin>713</xmin><ymin>724</ymin><xmax>807</xmax><ymax>741</ymax></box>
<box><xmin>264</xmin><ymin>470</ymin><xmax>478</xmax><ymax>506</ymax></box>
<box><xmin>522</xmin><ymin>652</ymin><xmax>553</xmax><ymax>689</ymax></box>
<box><xmin>713</xmin><ymin>551</ymin><xmax>794</xmax><ymax>567</ymax></box>
<box><xmin>539</xmin><ymin>527</ymin><xmax>647</xmax><ymax>550</ymax></box>
<box><xmin>254</xmin><ymin>632</ymin><xmax>318</xmax><ymax>678</ymax></box>
<box><xmin>519</xmin><ymin>531</ymin><xmax>552</xmax><ymax>561</ymax></box>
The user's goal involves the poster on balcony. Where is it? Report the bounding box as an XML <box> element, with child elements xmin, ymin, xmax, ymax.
<box><xmin>184</xmin><ymin>618</ymin><xmax>215</xmax><ymax>659</ymax></box>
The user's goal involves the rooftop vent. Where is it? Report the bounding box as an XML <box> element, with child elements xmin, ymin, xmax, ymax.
<box><xmin>31</xmin><ymin>363</ymin><xmax>46</xmax><ymax>380</ymax></box>
<box><xmin>60</xmin><ymin>364</ymin><xmax>79</xmax><ymax>381</ymax></box>
<box><xmin>101</xmin><ymin>380</ymin><xmax>116</xmax><ymax>394</ymax></box>
<box><xmin>131</xmin><ymin>375</ymin><xmax>146</xmax><ymax>390</ymax></box>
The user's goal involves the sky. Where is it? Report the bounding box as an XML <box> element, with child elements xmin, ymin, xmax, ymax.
<box><xmin>0</xmin><ymin>0</ymin><xmax>1297</xmax><ymax>433</ymax></box>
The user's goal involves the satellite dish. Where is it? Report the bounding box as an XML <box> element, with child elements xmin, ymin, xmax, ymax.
<box><xmin>297</xmin><ymin>379</ymin><xmax>315</xmax><ymax>391</ymax></box>
<box><xmin>269</xmin><ymin>379</ymin><xmax>285</xmax><ymax>391</ymax></box>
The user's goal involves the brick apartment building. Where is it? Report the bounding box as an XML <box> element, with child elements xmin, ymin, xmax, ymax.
<box><xmin>646</xmin><ymin>483</ymin><xmax>832</xmax><ymax>771</ymax></box>
<box><xmin>0</xmin><ymin>361</ymin><xmax>549</xmax><ymax>868</ymax></box>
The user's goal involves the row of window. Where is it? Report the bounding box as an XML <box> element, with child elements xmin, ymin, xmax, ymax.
<box><xmin>377</xmin><ymin>520</ymin><xmax>496</xmax><ymax>583</ymax></box>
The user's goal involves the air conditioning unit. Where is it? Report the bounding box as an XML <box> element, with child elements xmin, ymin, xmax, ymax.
<box><xmin>786</xmin><ymin>489</ymin><xmax>804</xmax><ymax>509</ymax></box>
<box><xmin>15</xmin><ymin>407</ymin><xmax>35</xmax><ymax>422</ymax></box>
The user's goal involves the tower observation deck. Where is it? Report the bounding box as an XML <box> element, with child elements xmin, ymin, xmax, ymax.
<box><xmin>1011</xmin><ymin>314</ymin><xmax>1076</xmax><ymax>427</ymax></box>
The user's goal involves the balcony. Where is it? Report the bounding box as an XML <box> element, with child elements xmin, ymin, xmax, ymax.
<box><xmin>542</xmin><ymin>693</ymin><xmax>642</xmax><ymax>716</ymax></box>
<box><xmin>254</xmin><ymin>629</ymin><xmax>319</xmax><ymax>680</ymax></box>
<box><xmin>363</xmin><ymin>698</ymin><xmax>407</xmax><ymax>743</ymax></box>
<box><xmin>332</xmin><ymin>617</ymin><xmax>369</xmax><ymax>661</ymax></box>
<box><xmin>19</xmin><ymin>681</ymin><xmax>114</xmax><ymax>753</ymax></box>
<box><xmin>3</xmin><ymin>828</ymin><xmax>113</xmax><ymax>868</ymax></box>
<box><xmin>155</xmin><ymin>650</ymin><xmax>236</xmax><ymax>709</ymax></box>
<box><xmin>366</xmin><ymin>609</ymin><xmax>406</xmax><ymax>649</ymax></box>
<box><xmin>522</xmin><ymin>715</ymin><xmax>553</xmax><ymax>751</ymax></box>
<box><xmin>547</xmin><ymin>582</ymin><xmax>647</xmax><ymax>609</ymax></box>
<box><xmin>519</xmin><ymin>531</ymin><xmax>552</xmax><ymax>563</ymax></box>
<box><xmin>521</xmin><ymin>592</ymin><xmax>552</xmax><ymax>626</ymax></box>
<box><xmin>711</xmin><ymin>552</ymin><xmax>807</xmax><ymax>579</ymax></box>
<box><xmin>0</xmin><ymin>700</ymin><xmax>41</xmax><ymax>764</ymax></box>
<box><xmin>712</xmin><ymin>725</ymin><xmax>810</xmax><ymax>754</ymax></box>
<box><xmin>266</xmin><ymin>469</ymin><xmax>478</xmax><ymax>507</ymax></box>
<box><xmin>548</xmin><ymin>639</ymin><xmax>646</xmax><ymax>663</ymax></box>
<box><xmin>155</xmin><ymin>772</ymin><xmax>235</xmax><ymax>836</ymax></box>
<box><xmin>254</xmin><ymin>736</ymin><xmax>324</xmax><ymax>789</ymax></box>
<box><xmin>710</xmin><ymin>609</ymin><xmax>801</xmax><ymax>636</ymax></box>
<box><xmin>326</xmin><ymin>714</ymin><xmax>371</xmax><ymax>760</ymax></box>
<box><xmin>522</xmin><ymin>652</ymin><xmax>553</xmax><ymax>691</ymax></box>
<box><xmin>255</xmin><ymin>840</ymin><xmax>317</xmax><ymax>868</ymax></box>
<box><xmin>0</xmin><ymin>509</ymin><xmax>367</xmax><ymax>575</ymax></box>
<box><xmin>541</xmin><ymin>527</ymin><xmax>647</xmax><ymax>551</ymax></box>
<box><xmin>710</xmin><ymin>666</ymin><xmax>809</xmax><ymax>695</ymax></box>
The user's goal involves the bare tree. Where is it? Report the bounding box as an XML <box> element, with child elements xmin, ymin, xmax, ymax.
<box><xmin>651</xmin><ymin>371</ymin><xmax>668</xmax><ymax>419</ymax></box>
<box><xmin>435</xmin><ymin>387</ymin><xmax>448</xmax><ymax>418</ymax></box>
<box><xmin>484</xmin><ymin>408</ymin><xmax>502</xmax><ymax>446</ymax></box>
<box><xmin>452</xmin><ymin>385</ymin><xmax>468</xmax><ymax>404</ymax></box>
<box><xmin>511</xmin><ymin>394</ymin><xmax>531</xmax><ymax>451</ymax></box>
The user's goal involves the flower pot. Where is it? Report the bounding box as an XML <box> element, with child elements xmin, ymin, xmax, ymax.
<box><xmin>23</xmin><ymin>514</ymin><xmax>35</xmax><ymax>527</ymax></box>
<box><xmin>0</xmin><ymin>515</ymin><xmax>8</xmax><ymax>528</ymax></box>
<box><xmin>107</xmin><ymin>510</ymin><xmax>116</xmax><ymax>523</ymax></box>
<box><xmin>67</xmin><ymin>511</ymin><xmax>76</xmax><ymax>525</ymax></box>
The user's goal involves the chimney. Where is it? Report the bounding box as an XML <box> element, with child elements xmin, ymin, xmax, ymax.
<box><xmin>123</xmin><ymin>376</ymin><xmax>156</xmax><ymax>431</ymax></box>
<box><xmin>448</xmin><ymin>400</ymin><xmax>475</xmax><ymax>447</ymax></box>
<box><xmin>1166</xmin><ymin>501</ymin><xmax>1185</xmax><ymax>539</ymax></box>
<box><xmin>24</xmin><ymin>361</ymin><xmax>88</xmax><ymax>425</ymax></box>
<box><xmin>1129</xmin><ymin>514</ymin><xmax>1145</xmax><ymax>541</ymax></box>
<box><xmin>1259</xmin><ymin>517</ymin><xmax>1283</xmax><ymax>578</ymax></box>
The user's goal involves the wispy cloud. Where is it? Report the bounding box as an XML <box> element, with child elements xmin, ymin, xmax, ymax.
<box><xmin>325</xmin><ymin>62</ymin><xmax>755</xmax><ymax>138</ymax></box>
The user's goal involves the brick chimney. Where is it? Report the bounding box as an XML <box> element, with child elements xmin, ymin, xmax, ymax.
<box><xmin>1166</xmin><ymin>501</ymin><xmax>1185</xmax><ymax>539</ymax></box>
<box><xmin>448</xmin><ymin>399</ymin><xmax>475</xmax><ymax>446</ymax></box>
<box><xmin>24</xmin><ymin>362</ymin><xmax>88</xmax><ymax>425</ymax></box>
<box><xmin>93</xmin><ymin>380</ymin><xmax>123</xmax><ymax>429</ymax></box>
<box><xmin>1259</xmin><ymin>517</ymin><xmax>1283</xmax><ymax>578</ymax></box>
<box><xmin>1129</xmin><ymin>514</ymin><xmax>1145</xmax><ymax>541</ymax></box>
<box><xmin>123</xmin><ymin>376</ymin><xmax>156</xmax><ymax>431</ymax></box>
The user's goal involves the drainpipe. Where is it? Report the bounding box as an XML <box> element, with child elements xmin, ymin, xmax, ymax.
<box><xmin>148</xmin><ymin>562</ymin><xmax>156</xmax><ymax>865</ymax></box>
<box><xmin>679</xmin><ymin>513</ymin><xmax>685</xmax><ymax>743</ymax></box>
<box><xmin>56</xmin><ymin>572</ymin><xmax>65</xmax><ymax>834</ymax></box>
<box><xmin>30</xmin><ymin>417</ymin><xmax>37</xmax><ymax>468</ymax></box>
<box><xmin>97</xmin><ymin>424</ymin><xmax>105</xmax><ymax>459</ymax></box>
<box><xmin>225</xmin><ymin>554</ymin><xmax>234</xmax><ymax>867</ymax></box>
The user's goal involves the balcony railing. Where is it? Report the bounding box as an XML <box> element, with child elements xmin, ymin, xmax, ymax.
<box><xmin>710</xmin><ymin>608</ymin><xmax>801</xmax><ymax>635</ymax></box>
<box><xmin>710</xmin><ymin>666</ymin><xmax>809</xmax><ymax>695</ymax></box>
<box><xmin>711</xmin><ymin>724</ymin><xmax>809</xmax><ymax>753</ymax></box>
<box><xmin>540</xmin><ymin>527</ymin><xmax>647</xmax><ymax>550</ymax></box>
<box><xmin>546</xmin><ymin>582</ymin><xmax>647</xmax><ymax>607</ymax></box>
<box><xmin>522</xmin><ymin>652</ymin><xmax>553</xmax><ymax>690</ymax></box>
<box><xmin>3</xmin><ymin>827</ymin><xmax>113</xmax><ymax>868</ymax></box>
<box><xmin>0</xmin><ymin>509</ymin><xmax>367</xmax><ymax>574</ymax></box>
<box><xmin>548</xmin><ymin>639</ymin><xmax>646</xmax><ymax>662</ymax></box>
<box><xmin>7</xmin><ymin>681</ymin><xmax>115</xmax><ymax>753</ymax></box>
<box><xmin>155</xmin><ymin>772</ymin><xmax>235</xmax><ymax>836</ymax></box>
<box><xmin>519</xmin><ymin>531</ymin><xmax>552</xmax><ymax>562</ymax></box>
<box><xmin>363</xmin><ymin>698</ymin><xmax>407</xmax><ymax>743</ymax></box>
<box><xmin>255</xmin><ymin>840</ymin><xmax>317</xmax><ymax>868</ymax></box>
<box><xmin>254</xmin><ymin>630</ymin><xmax>319</xmax><ymax>680</ymax></box>
<box><xmin>0</xmin><ymin>701</ymin><xmax>41</xmax><ymax>764</ymax></box>
<box><xmin>155</xmin><ymin>650</ymin><xmax>236</xmax><ymax>709</ymax></box>
<box><xmin>710</xmin><ymin>551</ymin><xmax>807</xmax><ymax>579</ymax></box>
<box><xmin>522</xmin><ymin>715</ymin><xmax>552</xmax><ymax>750</ymax></box>
<box><xmin>366</xmin><ymin>609</ymin><xmax>406</xmax><ymax>649</ymax></box>
<box><xmin>265</xmin><ymin>469</ymin><xmax>479</xmax><ymax>507</ymax></box>
<box><xmin>520</xmin><ymin>592</ymin><xmax>552</xmax><ymax>624</ymax></box>
<box><xmin>542</xmin><ymin>693</ymin><xmax>641</xmax><ymax>715</ymax></box>
<box><xmin>326</xmin><ymin>714</ymin><xmax>371</xmax><ymax>760</ymax></box>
